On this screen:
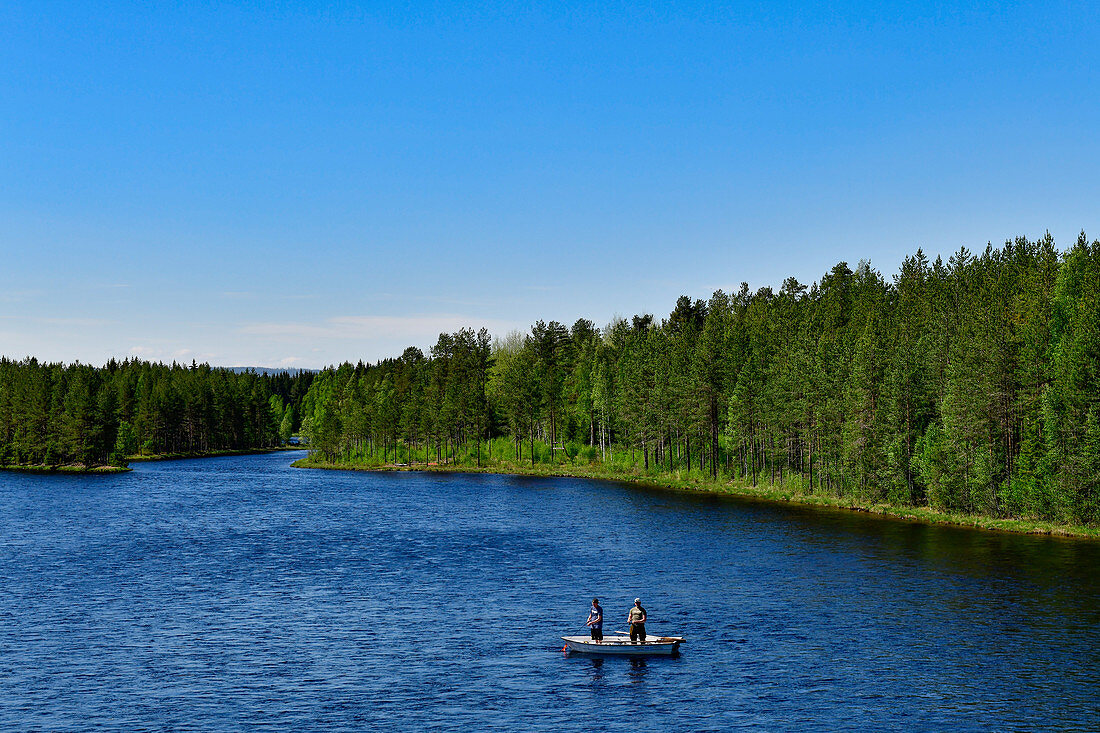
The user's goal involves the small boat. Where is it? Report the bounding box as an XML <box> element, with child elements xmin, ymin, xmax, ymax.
<box><xmin>561</xmin><ymin>634</ymin><xmax>685</xmax><ymax>656</ymax></box>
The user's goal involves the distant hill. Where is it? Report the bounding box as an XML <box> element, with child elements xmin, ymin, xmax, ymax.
<box><xmin>227</xmin><ymin>366</ymin><xmax>318</xmax><ymax>376</ymax></box>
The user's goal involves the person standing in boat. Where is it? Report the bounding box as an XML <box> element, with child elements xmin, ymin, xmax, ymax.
<box><xmin>586</xmin><ymin>598</ymin><xmax>604</xmax><ymax>643</ymax></box>
<box><xmin>627</xmin><ymin>598</ymin><xmax>647</xmax><ymax>642</ymax></box>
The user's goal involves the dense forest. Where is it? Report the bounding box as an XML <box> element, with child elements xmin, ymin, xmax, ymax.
<box><xmin>300</xmin><ymin>233</ymin><xmax>1100</xmax><ymax>526</ymax></box>
<box><xmin>0</xmin><ymin>360</ymin><xmax>313</xmax><ymax>468</ymax></box>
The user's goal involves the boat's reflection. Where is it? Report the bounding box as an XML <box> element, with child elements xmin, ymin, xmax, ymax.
<box><xmin>575</xmin><ymin>651</ymin><xmax>669</xmax><ymax>687</ymax></box>
<box><xmin>581</xmin><ymin>656</ymin><xmax>649</xmax><ymax>684</ymax></box>
<box><xmin>586</xmin><ymin>657</ymin><xmax>604</xmax><ymax>684</ymax></box>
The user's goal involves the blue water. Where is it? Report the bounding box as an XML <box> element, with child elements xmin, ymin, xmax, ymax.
<box><xmin>1</xmin><ymin>452</ymin><xmax>1098</xmax><ymax>731</ymax></box>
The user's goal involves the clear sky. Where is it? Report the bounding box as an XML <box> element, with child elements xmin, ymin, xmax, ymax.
<box><xmin>3</xmin><ymin>1</ymin><xmax>1098</xmax><ymax>369</ymax></box>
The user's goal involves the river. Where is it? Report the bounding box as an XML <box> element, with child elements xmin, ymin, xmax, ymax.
<box><xmin>0</xmin><ymin>452</ymin><xmax>1097</xmax><ymax>730</ymax></box>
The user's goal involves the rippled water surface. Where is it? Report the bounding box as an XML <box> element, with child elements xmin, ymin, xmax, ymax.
<box><xmin>1</xmin><ymin>452</ymin><xmax>1098</xmax><ymax>730</ymax></box>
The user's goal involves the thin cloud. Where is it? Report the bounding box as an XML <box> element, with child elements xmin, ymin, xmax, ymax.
<box><xmin>350</xmin><ymin>292</ymin><xmax>513</xmax><ymax>309</ymax></box>
<box><xmin>0</xmin><ymin>289</ymin><xmax>45</xmax><ymax>303</ymax></box>
<box><xmin>239</xmin><ymin>314</ymin><xmax>521</xmax><ymax>340</ymax></box>
<box><xmin>129</xmin><ymin>345</ymin><xmax>219</xmax><ymax>363</ymax></box>
<box><xmin>412</xmin><ymin>294</ymin><xmax>510</xmax><ymax>308</ymax></box>
<box><xmin>38</xmin><ymin>317</ymin><xmax>116</xmax><ymax>327</ymax></box>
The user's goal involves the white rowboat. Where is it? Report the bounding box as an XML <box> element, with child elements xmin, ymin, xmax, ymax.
<box><xmin>561</xmin><ymin>634</ymin><xmax>685</xmax><ymax>656</ymax></box>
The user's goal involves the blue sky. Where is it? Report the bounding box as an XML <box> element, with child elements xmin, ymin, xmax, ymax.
<box><xmin>3</xmin><ymin>1</ymin><xmax>1098</xmax><ymax>368</ymax></box>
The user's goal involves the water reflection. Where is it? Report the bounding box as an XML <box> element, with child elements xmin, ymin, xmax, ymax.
<box><xmin>627</xmin><ymin>657</ymin><xmax>648</xmax><ymax>683</ymax></box>
<box><xmin>586</xmin><ymin>657</ymin><xmax>604</xmax><ymax>685</ymax></box>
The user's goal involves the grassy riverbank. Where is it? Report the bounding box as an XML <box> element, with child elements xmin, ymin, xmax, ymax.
<box><xmin>0</xmin><ymin>447</ymin><xmax>299</xmax><ymax>473</ymax></box>
<box><xmin>126</xmin><ymin>447</ymin><xmax>300</xmax><ymax>462</ymax></box>
<box><xmin>0</xmin><ymin>463</ymin><xmax>131</xmax><ymax>474</ymax></box>
<box><xmin>293</xmin><ymin>454</ymin><xmax>1100</xmax><ymax>539</ymax></box>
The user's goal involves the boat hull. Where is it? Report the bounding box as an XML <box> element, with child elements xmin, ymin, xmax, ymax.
<box><xmin>561</xmin><ymin>634</ymin><xmax>684</xmax><ymax>656</ymax></box>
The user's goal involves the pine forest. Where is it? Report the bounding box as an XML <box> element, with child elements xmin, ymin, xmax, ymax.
<box><xmin>0</xmin><ymin>360</ymin><xmax>312</xmax><ymax>469</ymax></box>
<box><xmin>298</xmin><ymin>234</ymin><xmax>1100</xmax><ymax>526</ymax></box>
<box><xmin>3</xmin><ymin>234</ymin><xmax>1099</xmax><ymax>527</ymax></box>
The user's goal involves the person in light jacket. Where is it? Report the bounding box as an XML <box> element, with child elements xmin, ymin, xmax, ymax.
<box><xmin>627</xmin><ymin>598</ymin><xmax>647</xmax><ymax>642</ymax></box>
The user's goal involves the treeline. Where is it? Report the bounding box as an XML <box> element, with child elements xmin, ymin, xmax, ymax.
<box><xmin>302</xmin><ymin>233</ymin><xmax>1100</xmax><ymax>525</ymax></box>
<box><xmin>0</xmin><ymin>359</ymin><xmax>313</xmax><ymax>468</ymax></box>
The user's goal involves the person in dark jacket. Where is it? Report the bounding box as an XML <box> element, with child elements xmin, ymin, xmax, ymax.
<box><xmin>586</xmin><ymin>598</ymin><xmax>604</xmax><ymax>642</ymax></box>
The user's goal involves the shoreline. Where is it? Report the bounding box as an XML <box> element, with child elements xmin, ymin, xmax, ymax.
<box><xmin>292</xmin><ymin>456</ymin><xmax>1100</xmax><ymax>540</ymax></box>
<box><xmin>0</xmin><ymin>447</ymin><xmax>304</xmax><ymax>474</ymax></box>
<box><xmin>0</xmin><ymin>464</ymin><xmax>131</xmax><ymax>474</ymax></box>
<box><xmin>126</xmin><ymin>447</ymin><xmax>301</xmax><ymax>463</ymax></box>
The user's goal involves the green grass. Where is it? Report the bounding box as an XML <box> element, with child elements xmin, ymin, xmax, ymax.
<box><xmin>293</xmin><ymin>453</ymin><xmax>1100</xmax><ymax>539</ymax></box>
<box><xmin>126</xmin><ymin>447</ymin><xmax>293</xmax><ymax>462</ymax></box>
<box><xmin>0</xmin><ymin>463</ymin><xmax>131</xmax><ymax>474</ymax></box>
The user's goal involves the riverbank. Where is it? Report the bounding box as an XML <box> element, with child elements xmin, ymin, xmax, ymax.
<box><xmin>292</xmin><ymin>455</ymin><xmax>1100</xmax><ymax>539</ymax></box>
<box><xmin>127</xmin><ymin>447</ymin><xmax>300</xmax><ymax>462</ymax></box>
<box><xmin>0</xmin><ymin>447</ymin><xmax>299</xmax><ymax>474</ymax></box>
<box><xmin>0</xmin><ymin>463</ymin><xmax>130</xmax><ymax>474</ymax></box>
